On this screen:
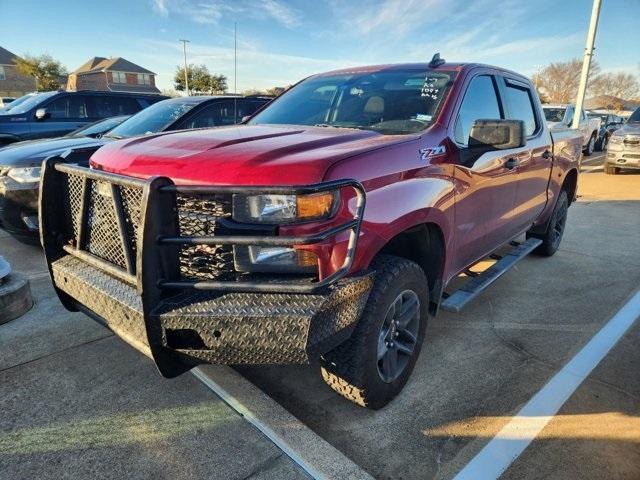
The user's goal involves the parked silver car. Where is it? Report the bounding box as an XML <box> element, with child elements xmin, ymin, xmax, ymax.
<box><xmin>605</xmin><ymin>107</ymin><xmax>640</xmax><ymax>174</ymax></box>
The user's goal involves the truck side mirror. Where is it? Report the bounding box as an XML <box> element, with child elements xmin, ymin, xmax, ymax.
<box><xmin>240</xmin><ymin>115</ymin><xmax>251</xmax><ymax>124</ymax></box>
<box><xmin>469</xmin><ymin>119</ymin><xmax>525</xmax><ymax>151</ymax></box>
<box><xmin>35</xmin><ymin>108</ymin><xmax>50</xmax><ymax>121</ymax></box>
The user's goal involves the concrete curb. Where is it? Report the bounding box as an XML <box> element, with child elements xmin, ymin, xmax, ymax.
<box><xmin>0</xmin><ymin>272</ymin><xmax>33</xmax><ymax>325</ymax></box>
<box><xmin>193</xmin><ymin>365</ymin><xmax>374</xmax><ymax>480</ymax></box>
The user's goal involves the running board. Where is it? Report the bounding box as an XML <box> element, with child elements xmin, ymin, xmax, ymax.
<box><xmin>440</xmin><ymin>238</ymin><xmax>542</xmax><ymax>313</ymax></box>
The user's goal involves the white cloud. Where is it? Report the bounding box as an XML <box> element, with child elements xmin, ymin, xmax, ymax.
<box><xmin>150</xmin><ymin>0</ymin><xmax>301</xmax><ymax>29</ymax></box>
<box><xmin>260</xmin><ymin>0</ymin><xmax>301</xmax><ymax>28</ymax></box>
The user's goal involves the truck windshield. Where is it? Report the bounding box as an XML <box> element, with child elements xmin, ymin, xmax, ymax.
<box><xmin>249</xmin><ymin>69</ymin><xmax>455</xmax><ymax>135</ymax></box>
<box><xmin>543</xmin><ymin>108</ymin><xmax>566</xmax><ymax>123</ymax></box>
<box><xmin>105</xmin><ymin>99</ymin><xmax>197</xmax><ymax>139</ymax></box>
<box><xmin>628</xmin><ymin>107</ymin><xmax>640</xmax><ymax>123</ymax></box>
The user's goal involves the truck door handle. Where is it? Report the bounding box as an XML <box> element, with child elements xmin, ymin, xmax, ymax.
<box><xmin>505</xmin><ymin>158</ymin><xmax>519</xmax><ymax>169</ymax></box>
<box><xmin>542</xmin><ymin>150</ymin><xmax>552</xmax><ymax>159</ymax></box>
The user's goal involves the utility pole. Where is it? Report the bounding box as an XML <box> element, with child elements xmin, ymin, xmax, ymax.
<box><xmin>234</xmin><ymin>22</ymin><xmax>238</xmax><ymax>94</ymax></box>
<box><xmin>572</xmin><ymin>0</ymin><xmax>602</xmax><ymax>129</ymax></box>
<box><xmin>179</xmin><ymin>39</ymin><xmax>190</xmax><ymax>96</ymax></box>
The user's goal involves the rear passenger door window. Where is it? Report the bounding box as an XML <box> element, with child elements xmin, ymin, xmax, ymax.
<box><xmin>181</xmin><ymin>100</ymin><xmax>240</xmax><ymax>129</ymax></box>
<box><xmin>45</xmin><ymin>95</ymin><xmax>90</xmax><ymax>120</ymax></box>
<box><xmin>502</xmin><ymin>80</ymin><xmax>538</xmax><ymax>136</ymax></box>
<box><xmin>454</xmin><ymin>75</ymin><xmax>502</xmax><ymax>146</ymax></box>
<box><xmin>92</xmin><ymin>96</ymin><xmax>141</xmax><ymax>118</ymax></box>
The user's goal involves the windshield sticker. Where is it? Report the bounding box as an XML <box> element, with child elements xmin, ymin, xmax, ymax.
<box><xmin>415</xmin><ymin>114</ymin><xmax>432</xmax><ymax>121</ymax></box>
<box><xmin>421</xmin><ymin>76</ymin><xmax>441</xmax><ymax>99</ymax></box>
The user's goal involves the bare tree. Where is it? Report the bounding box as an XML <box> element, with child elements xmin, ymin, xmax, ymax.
<box><xmin>591</xmin><ymin>72</ymin><xmax>640</xmax><ymax>99</ymax></box>
<box><xmin>532</xmin><ymin>58</ymin><xmax>600</xmax><ymax>103</ymax></box>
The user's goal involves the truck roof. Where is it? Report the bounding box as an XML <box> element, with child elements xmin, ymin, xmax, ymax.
<box><xmin>316</xmin><ymin>62</ymin><xmax>531</xmax><ymax>83</ymax></box>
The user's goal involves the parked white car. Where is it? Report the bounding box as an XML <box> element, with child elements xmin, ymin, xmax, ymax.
<box><xmin>543</xmin><ymin>104</ymin><xmax>601</xmax><ymax>156</ymax></box>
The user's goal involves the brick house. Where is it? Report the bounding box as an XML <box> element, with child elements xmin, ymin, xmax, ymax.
<box><xmin>0</xmin><ymin>46</ymin><xmax>37</xmax><ymax>97</ymax></box>
<box><xmin>67</xmin><ymin>57</ymin><xmax>160</xmax><ymax>94</ymax></box>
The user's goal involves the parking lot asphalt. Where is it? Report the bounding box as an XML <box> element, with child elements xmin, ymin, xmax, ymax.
<box><xmin>0</xmin><ymin>235</ymin><xmax>310</xmax><ymax>480</ymax></box>
<box><xmin>1</xmin><ymin>161</ymin><xmax>638</xmax><ymax>480</ymax></box>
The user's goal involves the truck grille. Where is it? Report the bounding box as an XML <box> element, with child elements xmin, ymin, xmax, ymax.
<box><xmin>61</xmin><ymin>172</ymin><xmax>235</xmax><ymax>279</ymax></box>
<box><xmin>176</xmin><ymin>194</ymin><xmax>234</xmax><ymax>281</ymax></box>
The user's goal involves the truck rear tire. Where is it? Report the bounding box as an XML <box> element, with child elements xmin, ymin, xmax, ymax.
<box><xmin>527</xmin><ymin>190</ymin><xmax>568</xmax><ymax>257</ymax></box>
<box><xmin>583</xmin><ymin>134</ymin><xmax>596</xmax><ymax>156</ymax></box>
<box><xmin>320</xmin><ymin>255</ymin><xmax>428</xmax><ymax>409</ymax></box>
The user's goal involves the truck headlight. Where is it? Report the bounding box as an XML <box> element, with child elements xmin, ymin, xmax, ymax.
<box><xmin>232</xmin><ymin>191</ymin><xmax>338</xmax><ymax>224</ymax></box>
<box><xmin>7</xmin><ymin>166</ymin><xmax>42</xmax><ymax>184</ymax></box>
<box><xmin>609</xmin><ymin>135</ymin><xmax>623</xmax><ymax>144</ymax></box>
<box><xmin>233</xmin><ymin>245</ymin><xmax>318</xmax><ymax>273</ymax></box>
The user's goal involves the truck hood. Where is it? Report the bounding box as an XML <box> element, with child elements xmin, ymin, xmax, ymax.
<box><xmin>614</xmin><ymin>122</ymin><xmax>640</xmax><ymax>137</ymax></box>
<box><xmin>90</xmin><ymin>124</ymin><xmax>418</xmax><ymax>185</ymax></box>
<box><xmin>0</xmin><ymin>136</ymin><xmax>110</xmax><ymax>167</ymax></box>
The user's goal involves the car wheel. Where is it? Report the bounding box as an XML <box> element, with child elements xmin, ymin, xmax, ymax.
<box><xmin>527</xmin><ymin>190</ymin><xmax>568</xmax><ymax>257</ymax></box>
<box><xmin>320</xmin><ymin>255</ymin><xmax>428</xmax><ymax>409</ymax></box>
<box><xmin>584</xmin><ymin>134</ymin><xmax>596</xmax><ymax>156</ymax></box>
<box><xmin>597</xmin><ymin>135</ymin><xmax>608</xmax><ymax>152</ymax></box>
<box><xmin>604</xmin><ymin>164</ymin><xmax>619</xmax><ymax>175</ymax></box>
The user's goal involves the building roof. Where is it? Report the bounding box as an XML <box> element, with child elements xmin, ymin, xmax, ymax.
<box><xmin>72</xmin><ymin>56</ymin><xmax>156</xmax><ymax>75</ymax></box>
<box><xmin>0</xmin><ymin>46</ymin><xmax>20</xmax><ymax>66</ymax></box>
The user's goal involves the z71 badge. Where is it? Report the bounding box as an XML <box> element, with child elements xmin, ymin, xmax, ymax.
<box><xmin>419</xmin><ymin>145</ymin><xmax>446</xmax><ymax>161</ymax></box>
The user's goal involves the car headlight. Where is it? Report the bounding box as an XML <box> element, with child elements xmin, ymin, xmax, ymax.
<box><xmin>609</xmin><ymin>135</ymin><xmax>623</xmax><ymax>144</ymax></box>
<box><xmin>232</xmin><ymin>191</ymin><xmax>339</xmax><ymax>224</ymax></box>
<box><xmin>233</xmin><ymin>245</ymin><xmax>318</xmax><ymax>273</ymax></box>
<box><xmin>7</xmin><ymin>166</ymin><xmax>42</xmax><ymax>183</ymax></box>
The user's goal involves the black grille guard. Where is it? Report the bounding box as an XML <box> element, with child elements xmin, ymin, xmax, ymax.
<box><xmin>40</xmin><ymin>150</ymin><xmax>366</xmax><ymax>294</ymax></box>
<box><xmin>39</xmin><ymin>149</ymin><xmax>368</xmax><ymax>376</ymax></box>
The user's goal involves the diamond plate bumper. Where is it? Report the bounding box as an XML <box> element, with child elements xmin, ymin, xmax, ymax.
<box><xmin>51</xmin><ymin>255</ymin><xmax>372</xmax><ymax>372</ymax></box>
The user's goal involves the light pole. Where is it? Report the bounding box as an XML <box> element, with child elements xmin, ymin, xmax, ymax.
<box><xmin>572</xmin><ymin>0</ymin><xmax>602</xmax><ymax>129</ymax></box>
<box><xmin>179</xmin><ymin>39</ymin><xmax>190</xmax><ymax>96</ymax></box>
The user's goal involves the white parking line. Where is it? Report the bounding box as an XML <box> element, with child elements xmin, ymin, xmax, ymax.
<box><xmin>454</xmin><ymin>290</ymin><xmax>640</xmax><ymax>480</ymax></box>
<box><xmin>192</xmin><ymin>365</ymin><xmax>374</xmax><ymax>480</ymax></box>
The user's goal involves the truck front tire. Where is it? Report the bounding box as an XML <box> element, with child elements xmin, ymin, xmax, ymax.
<box><xmin>320</xmin><ymin>255</ymin><xmax>429</xmax><ymax>409</ymax></box>
<box><xmin>527</xmin><ymin>190</ymin><xmax>568</xmax><ymax>257</ymax></box>
<box><xmin>604</xmin><ymin>164</ymin><xmax>619</xmax><ymax>175</ymax></box>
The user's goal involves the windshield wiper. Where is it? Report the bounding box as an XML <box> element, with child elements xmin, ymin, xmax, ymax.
<box><xmin>103</xmin><ymin>133</ymin><xmax>124</xmax><ymax>140</ymax></box>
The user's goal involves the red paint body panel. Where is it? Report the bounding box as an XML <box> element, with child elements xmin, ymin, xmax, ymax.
<box><xmin>89</xmin><ymin>63</ymin><xmax>581</xmax><ymax>291</ymax></box>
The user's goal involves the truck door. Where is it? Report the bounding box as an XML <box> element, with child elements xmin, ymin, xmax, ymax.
<box><xmin>499</xmin><ymin>76</ymin><xmax>551</xmax><ymax>231</ymax></box>
<box><xmin>451</xmin><ymin>74</ymin><xmax>520</xmax><ymax>272</ymax></box>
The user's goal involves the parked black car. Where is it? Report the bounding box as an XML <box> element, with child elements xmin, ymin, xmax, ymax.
<box><xmin>587</xmin><ymin>111</ymin><xmax>625</xmax><ymax>151</ymax></box>
<box><xmin>0</xmin><ymin>95</ymin><xmax>271</xmax><ymax>242</ymax></box>
<box><xmin>0</xmin><ymin>90</ymin><xmax>168</xmax><ymax>146</ymax></box>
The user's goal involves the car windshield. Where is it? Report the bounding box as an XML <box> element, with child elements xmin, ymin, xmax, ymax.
<box><xmin>249</xmin><ymin>69</ymin><xmax>455</xmax><ymax>135</ymax></box>
<box><xmin>628</xmin><ymin>108</ymin><xmax>640</xmax><ymax>123</ymax></box>
<box><xmin>66</xmin><ymin>116</ymin><xmax>130</xmax><ymax>138</ymax></box>
<box><xmin>0</xmin><ymin>93</ymin><xmax>35</xmax><ymax>112</ymax></box>
<box><xmin>0</xmin><ymin>91</ymin><xmax>57</xmax><ymax>115</ymax></box>
<box><xmin>106</xmin><ymin>99</ymin><xmax>197</xmax><ymax>138</ymax></box>
<box><xmin>543</xmin><ymin>108</ymin><xmax>566</xmax><ymax>123</ymax></box>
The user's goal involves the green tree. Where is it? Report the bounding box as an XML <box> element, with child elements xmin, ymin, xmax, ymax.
<box><xmin>174</xmin><ymin>64</ymin><xmax>227</xmax><ymax>95</ymax></box>
<box><xmin>14</xmin><ymin>54</ymin><xmax>68</xmax><ymax>91</ymax></box>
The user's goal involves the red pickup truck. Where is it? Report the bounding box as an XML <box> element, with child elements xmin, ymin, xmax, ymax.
<box><xmin>40</xmin><ymin>57</ymin><xmax>582</xmax><ymax>409</ymax></box>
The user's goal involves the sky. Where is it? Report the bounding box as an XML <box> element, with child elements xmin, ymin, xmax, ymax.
<box><xmin>2</xmin><ymin>0</ymin><xmax>639</xmax><ymax>93</ymax></box>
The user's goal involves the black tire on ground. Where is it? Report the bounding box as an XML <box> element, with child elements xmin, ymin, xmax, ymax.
<box><xmin>0</xmin><ymin>273</ymin><xmax>33</xmax><ymax>324</ymax></box>
<box><xmin>584</xmin><ymin>134</ymin><xmax>596</xmax><ymax>156</ymax></box>
<box><xmin>320</xmin><ymin>255</ymin><xmax>429</xmax><ymax>409</ymax></box>
<box><xmin>604</xmin><ymin>164</ymin><xmax>619</xmax><ymax>175</ymax></box>
<box><xmin>526</xmin><ymin>189</ymin><xmax>569</xmax><ymax>257</ymax></box>
<box><xmin>596</xmin><ymin>134</ymin><xmax>608</xmax><ymax>152</ymax></box>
